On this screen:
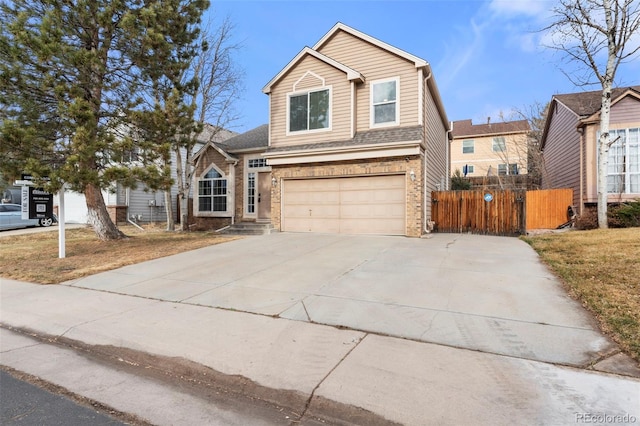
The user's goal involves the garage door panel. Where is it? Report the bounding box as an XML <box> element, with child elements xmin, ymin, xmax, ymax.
<box><xmin>282</xmin><ymin>175</ymin><xmax>406</xmax><ymax>235</ymax></box>
<box><xmin>340</xmin><ymin>218</ymin><xmax>405</xmax><ymax>235</ymax></box>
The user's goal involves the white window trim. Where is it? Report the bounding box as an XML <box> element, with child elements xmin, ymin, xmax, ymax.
<box><xmin>370</xmin><ymin>77</ymin><xmax>400</xmax><ymax>128</ymax></box>
<box><xmin>285</xmin><ymin>86</ymin><xmax>332</xmax><ymax>136</ymax></box>
<box><xmin>243</xmin><ymin>155</ymin><xmax>271</xmax><ymax>218</ymax></box>
<box><xmin>604</xmin><ymin>127</ymin><xmax>640</xmax><ymax>194</ymax></box>
<box><xmin>196</xmin><ymin>164</ymin><xmax>232</xmax><ymax>217</ymax></box>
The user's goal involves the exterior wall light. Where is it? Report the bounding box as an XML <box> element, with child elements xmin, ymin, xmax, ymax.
<box><xmin>409</xmin><ymin>170</ymin><xmax>416</xmax><ymax>181</ymax></box>
<box><xmin>272</xmin><ymin>177</ymin><xmax>278</xmax><ymax>187</ymax></box>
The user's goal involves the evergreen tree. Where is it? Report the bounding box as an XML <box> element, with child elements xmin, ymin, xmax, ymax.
<box><xmin>0</xmin><ymin>0</ymin><xmax>209</xmax><ymax>240</ymax></box>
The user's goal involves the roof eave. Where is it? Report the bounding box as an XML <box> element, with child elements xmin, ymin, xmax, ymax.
<box><xmin>313</xmin><ymin>22</ymin><xmax>428</xmax><ymax>69</ymax></box>
<box><xmin>262</xmin><ymin>46</ymin><xmax>364</xmax><ymax>94</ymax></box>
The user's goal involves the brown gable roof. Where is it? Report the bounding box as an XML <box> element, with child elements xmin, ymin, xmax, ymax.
<box><xmin>451</xmin><ymin>119</ymin><xmax>530</xmax><ymax>138</ymax></box>
<box><xmin>554</xmin><ymin>85</ymin><xmax>640</xmax><ymax>117</ymax></box>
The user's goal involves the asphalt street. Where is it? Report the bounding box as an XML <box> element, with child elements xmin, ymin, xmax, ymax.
<box><xmin>0</xmin><ymin>369</ymin><xmax>126</xmax><ymax>425</ymax></box>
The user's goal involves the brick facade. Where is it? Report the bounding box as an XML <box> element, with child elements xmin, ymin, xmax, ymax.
<box><xmin>106</xmin><ymin>205</ymin><xmax>128</xmax><ymax>225</ymax></box>
<box><xmin>270</xmin><ymin>155</ymin><xmax>424</xmax><ymax>237</ymax></box>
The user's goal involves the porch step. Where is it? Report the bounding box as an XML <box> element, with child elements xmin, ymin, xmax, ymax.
<box><xmin>218</xmin><ymin>221</ymin><xmax>275</xmax><ymax>235</ymax></box>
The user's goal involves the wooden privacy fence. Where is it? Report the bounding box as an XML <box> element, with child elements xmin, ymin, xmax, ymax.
<box><xmin>525</xmin><ymin>188</ymin><xmax>573</xmax><ymax>230</ymax></box>
<box><xmin>431</xmin><ymin>189</ymin><xmax>573</xmax><ymax>236</ymax></box>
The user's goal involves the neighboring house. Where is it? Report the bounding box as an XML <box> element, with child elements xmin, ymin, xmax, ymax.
<box><xmin>249</xmin><ymin>22</ymin><xmax>450</xmax><ymax>237</ymax></box>
<box><xmin>190</xmin><ymin>124</ymin><xmax>270</xmax><ymax>230</ymax></box>
<box><xmin>102</xmin><ymin>124</ymin><xmax>236</xmax><ymax>223</ymax></box>
<box><xmin>450</xmin><ymin>118</ymin><xmax>530</xmax><ymax>177</ymax></box>
<box><xmin>540</xmin><ymin>85</ymin><xmax>640</xmax><ymax>213</ymax></box>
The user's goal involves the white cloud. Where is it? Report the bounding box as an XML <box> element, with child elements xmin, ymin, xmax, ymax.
<box><xmin>435</xmin><ymin>18</ymin><xmax>488</xmax><ymax>90</ymax></box>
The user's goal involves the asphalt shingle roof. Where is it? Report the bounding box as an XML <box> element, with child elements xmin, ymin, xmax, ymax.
<box><xmin>265</xmin><ymin>125</ymin><xmax>423</xmax><ymax>153</ymax></box>
<box><xmin>451</xmin><ymin>119</ymin><xmax>530</xmax><ymax>138</ymax></box>
<box><xmin>554</xmin><ymin>85</ymin><xmax>640</xmax><ymax>117</ymax></box>
<box><xmin>217</xmin><ymin>124</ymin><xmax>269</xmax><ymax>152</ymax></box>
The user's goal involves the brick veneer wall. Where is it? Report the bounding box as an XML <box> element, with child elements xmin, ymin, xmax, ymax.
<box><xmin>107</xmin><ymin>205</ymin><xmax>128</xmax><ymax>225</ymax></box>
<box><xmin>270</xmin><ymin>155</ymin><xmax>424</xmax><ymax>237</ymax></box>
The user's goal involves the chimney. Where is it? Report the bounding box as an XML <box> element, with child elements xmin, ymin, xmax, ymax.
<box><xmin>487</xmin><ymin>117</ymin><xmax>491</xmax><ymax>125</ymax></box>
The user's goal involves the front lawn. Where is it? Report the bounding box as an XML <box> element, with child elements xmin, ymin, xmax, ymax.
<box><xmin>523</xmin><ymin>228</ymin><xmax>640</xmax><ymax>364</ymax></box>
<box><xmin>0</xmin><ymin>226</ymin><xmax>238</xmax><ymax>284</ymax></box>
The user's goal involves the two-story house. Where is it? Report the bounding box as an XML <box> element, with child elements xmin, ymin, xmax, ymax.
<box><xmin>540</xmin><ymin>86</ymin><xmax>640</xmax><ymax>214</ymax></box>
<box><xmin>450</xmin><ymin>118</ymin><xmax>530</xmax><ymax>178</ymax></box>
<box><xmin>262</xmin><ymin>23</ymin><xmax>450</xmax><ymax>237</ymax></box>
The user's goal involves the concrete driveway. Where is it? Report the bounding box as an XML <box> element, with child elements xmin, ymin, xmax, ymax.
<box><xmin>67</xmin><ymin>232</ymin><xmax>616</xmax><ymax>368</ymax></box>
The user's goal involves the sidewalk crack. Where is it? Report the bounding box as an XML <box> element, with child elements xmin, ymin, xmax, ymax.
<box><xmin>295</xmin><ymin>333</ymin><xmax>367</xmax><ymax>423</ymax></box>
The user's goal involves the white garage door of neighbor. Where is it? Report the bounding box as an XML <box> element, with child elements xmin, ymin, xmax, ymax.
<box><xmin>282</xmin><ymin>175</ymin><xmax>406</xmax><ymax>235</ymax></box>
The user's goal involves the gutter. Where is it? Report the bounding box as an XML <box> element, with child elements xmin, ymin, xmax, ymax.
<box><xmin>263</xmin><ymin>140</ymin><xmax>424</xmax><ymax>159</ymax></box>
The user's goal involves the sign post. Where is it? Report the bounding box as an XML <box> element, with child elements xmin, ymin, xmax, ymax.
<box><xmin>58</xmin><ymin>188</ymin><xmax>65</xmax><ymax>258</ymax></box>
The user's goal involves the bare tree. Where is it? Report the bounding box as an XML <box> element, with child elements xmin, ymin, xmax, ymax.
<box><xmin>544</xmin><ymin>0</ymin><xmax>640</xmax><ymax>228</ymax></box>
<box><xmin>171</xmin><ymin>16</ymin><xmax>244</xmax><ymax>230</ymax></box>
<box><xmin>512</xmin><ymin>102</ymin><xmax>550</xmax><ymax>189</ymax></box>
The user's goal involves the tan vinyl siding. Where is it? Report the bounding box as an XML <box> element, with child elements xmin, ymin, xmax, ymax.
<box><xmin>317</xmin><ymin>31</ymin><xmax>420</xmax><ymax>131</ymax></box>
<box><xmin>610</xmin><ymin>96</ymin><xmax>640</xmax><ymax>123</ymax></box>
<box><xmin>424</xmin><ymin>81</ymin><xmax>447</xmax><ymax>222</ymax></box>
<box><xmin>295</xmin><ymin>72</ymin><xmax>324</xmax><ymax>91</ymax></box>
<box><xmin>270</xmin><ymin>55</ymin><xmax>351</xmax><ymax>147</ymax></box>
<box><xmin>542</xmin><ymin>104</ymin><xmax>580</xmax><ymax>207</ymax></box>
<box><xmin>451</xmin><ymin>132</ymin><xmax>529</xmax><ymax>177</ymax></box>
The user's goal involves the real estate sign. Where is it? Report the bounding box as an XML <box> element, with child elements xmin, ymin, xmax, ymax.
<box><xmin>17</xmin><ymin>174</ymin><xmax>53</xmax><ymax>220</ymax></box>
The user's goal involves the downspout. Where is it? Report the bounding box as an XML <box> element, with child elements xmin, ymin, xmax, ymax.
<box><xmin>224</xmin><ymin>156</ymin><xmax>238</xmax><ymax>227</ymax></box>
<box><xmin>446</xmin><ymin>121</ymin><xmax>453</xmax><ymax>190</ymax></box>
<box><xmin>126</xmin><ymin>187</ymin><xmax>144</xmax><ymax>231</ymax></box>
<box><xmin>423</xmin><ymin>70</ymin><xmax>432</xmax><ymax>234</ymax></box>
<box><xmin>231</xmin><ymin>159</ymin><xmax>238</xmax><ymax>226</ymax></box>
<box><xmin>578</xmin><ymin>127</ymin><xmax>584</xmax><ymax>216</ymax></box>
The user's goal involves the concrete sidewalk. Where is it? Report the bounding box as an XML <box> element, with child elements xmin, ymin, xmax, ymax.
<box><xmin>1</xmin><ymin>282</ymin><xmax>639</xmax><ymax>424</ymax></box>
<box><xmin>1</xmin><ymin>233</ymin><xmax>640</xmax><ymax>424</ymax></box>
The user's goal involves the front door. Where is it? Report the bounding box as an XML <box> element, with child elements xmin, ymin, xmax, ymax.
<box><xmin>257</xmin><ymin>172</ymin><xmax>271</xmax><ymax>221</ymax></box>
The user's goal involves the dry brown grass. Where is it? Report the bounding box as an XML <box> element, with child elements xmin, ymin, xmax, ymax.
<box><xmin>0</xmin><ymin>225</ymin><xmax>239</xmax><ymax>284</ymax></box>
<box><xmin>523</xmin><ymin>228</ymin><xmax>640</xmax><ymax>363</ymax></box>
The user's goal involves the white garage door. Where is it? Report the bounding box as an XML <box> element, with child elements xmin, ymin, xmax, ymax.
<box><xmin>282</xmin><ymin>175</ymin><xmax>406</xmax><ymax>235</ymax></box>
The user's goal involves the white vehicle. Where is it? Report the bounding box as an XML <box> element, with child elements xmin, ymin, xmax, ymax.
<box><xmin>0</xmin><ymin>203</ymin><xmax>55</xmax><ymax>230</ymax></box>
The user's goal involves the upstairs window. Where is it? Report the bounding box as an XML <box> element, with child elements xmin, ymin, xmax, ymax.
<box><xmin>288</xmin><ymin>88</ymin><xmax>330</xmax><ymax>133</ymax></box>
<box><xmin>462</xmin><ymin>139</ymin><xmax>475</xmax><ymax>154</ymax></box>
<box><xmin>198</xmin><ymin>167</ymin><xmax>227</xmax><ymax>213</ymax></box>
<box><xmin>493</xmin><ymin>137</ymin><xmax>506</xmax><ymax>152</ymax></box>
<box><xmin>371</xmin><ymin>78</ymin><xmax>399</xmax><ymax>126</ymax></box>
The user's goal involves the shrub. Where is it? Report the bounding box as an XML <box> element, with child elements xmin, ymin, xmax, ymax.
<box><xmin>608</xmin><ymin>200</ymin><xmax>640</xmax><ymax>228</ymax></box>
<box><xmin>451</xmin><ymin>169</ymin><xmax>471</xmax><ymax>190</ymax></box>
<box><xmin>576</xmin><ymin>206</ymin><xmax>598</xmax><ymax>230</ymax></box>
<box><xmin>577</xmin><ymin>201</ymin><xmax>640</xmax><ymax>229</ymax></box>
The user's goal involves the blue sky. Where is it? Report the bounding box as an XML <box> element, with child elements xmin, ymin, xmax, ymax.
<box><xmin>209</xmin><ymin>0</ymin><xmax>640</xmax><ymax>133</ymax></box>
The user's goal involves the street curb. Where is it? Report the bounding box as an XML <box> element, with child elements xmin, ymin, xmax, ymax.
<box><xmin>1</xmin><ymin>325</ymin><xmax>398</xmax><ymax>425</ymax></box>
